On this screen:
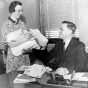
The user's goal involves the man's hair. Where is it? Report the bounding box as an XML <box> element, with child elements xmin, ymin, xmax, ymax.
<box><xmin>62</xmin><ymin>21</ymin><xmax>77</xmax><ymax>34</ymax></box>
<box><xmin>9</xmin><ymin>1</ymin><xmax>22</xmax><ymax>14</ymax></box>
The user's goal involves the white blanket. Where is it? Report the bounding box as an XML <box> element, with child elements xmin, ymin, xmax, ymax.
<box><xmin>30</xmin><ymin>29</ymin><xmax>48</xmax><ymax>47</ymax></box>
<box><xmin>7</xmin><ymin>29</ymin><xmax>40</xmax><ymax>56</ymax></box>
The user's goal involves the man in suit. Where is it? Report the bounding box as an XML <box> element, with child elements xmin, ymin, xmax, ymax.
<box><xmin>49</xmin><ymin>21</ymin><xmax>86</xmax><ymax>74</ymax></box>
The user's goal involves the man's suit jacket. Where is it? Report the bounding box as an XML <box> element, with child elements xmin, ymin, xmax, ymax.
<box><xmin>49</xmin><ymin>38</ymin><xmax>86</xmax><ymax>73</ymax></box>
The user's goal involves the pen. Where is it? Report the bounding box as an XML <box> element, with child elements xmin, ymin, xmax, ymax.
<box><xmin>70</xmin><ymin>70</ymin><xmax>75</xmax><ymax>83</ymax></box>
<box><xmin>40</xmin><ymin>62</ymin><xmax>47</xmax><ymax>73</ymax></box>
<box><xmin>70</xmin><ymin>60</ymin><xmax>78</xmax><ymax>81</ymax></box>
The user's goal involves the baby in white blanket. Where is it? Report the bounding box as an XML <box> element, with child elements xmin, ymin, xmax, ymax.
<box><xmin>7</xmin><ymin>29</ymin><xmax>40</xmax><ymax>56</ymax></box>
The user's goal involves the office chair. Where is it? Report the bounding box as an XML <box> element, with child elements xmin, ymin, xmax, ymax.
<box><xmin>0</xmin><ymin>49</ymin><xmax>7</xmax><ymax>74</ymax></box>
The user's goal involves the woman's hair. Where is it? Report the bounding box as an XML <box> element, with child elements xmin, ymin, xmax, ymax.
<box><xmin>9</xmin><ymin>1</ymin><xmax>22</xmax><ymax>14</ymax></box>
<box><xmin>62</xmin><ymin>21</ymin><xmax>77</xmax><ymax>34</ymax></box>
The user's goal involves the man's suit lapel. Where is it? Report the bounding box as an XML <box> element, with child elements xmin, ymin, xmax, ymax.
<box><xmin>61</xmin><ymin>38</ymin><xmax>76</xmax><ymax>61</ymax></box>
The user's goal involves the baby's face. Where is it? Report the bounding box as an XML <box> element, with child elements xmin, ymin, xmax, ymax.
<box><xmin>27</xmin><ymin>33</ymin><xmax>33</xmax><ymax>39</ymax></box>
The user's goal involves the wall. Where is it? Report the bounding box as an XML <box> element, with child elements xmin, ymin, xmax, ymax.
<box><xmin>0</xmin><ymin>0</ymin><xmax>40</xmax><ymax>50</ymax></box>
<box><xmin>76</xmin><ymin>0</ymin><xmax>88</xmax><ymax>53</ymax></box>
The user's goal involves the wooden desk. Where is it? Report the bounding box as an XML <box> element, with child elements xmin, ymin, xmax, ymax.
<box><xmin>0</xmin><ymin>71</ymin><xmax>88</xmax><ymax>88</ymax></box>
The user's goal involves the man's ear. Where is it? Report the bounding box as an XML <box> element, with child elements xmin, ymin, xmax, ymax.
<box><xmin>69</xmin><ymin>29</ymin><xmax>72</xmax><ymax>35</ymax></box>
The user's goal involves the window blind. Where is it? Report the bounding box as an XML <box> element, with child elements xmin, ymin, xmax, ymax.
<box><xmin>40</xmin><ymin>0</ymin><xmax>79</xmax><ymax>38</ymax></box>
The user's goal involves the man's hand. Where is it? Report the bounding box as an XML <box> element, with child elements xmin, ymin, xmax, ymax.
<box><xmin>55</xmin><ymin>67</ymin><xmax>69</xmax><ymax>76</ymax></box>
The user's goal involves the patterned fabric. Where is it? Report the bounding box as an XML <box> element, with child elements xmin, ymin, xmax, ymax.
<box><xmin>1</xmin><ymin>18</ymin><xmax>30</xmax><ymax>73</ymax></box>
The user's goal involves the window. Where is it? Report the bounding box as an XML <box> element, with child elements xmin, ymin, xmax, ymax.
<box><xmin>39</xmin><ymin>0</ymin><xmax>79</xmax><ymax>38</ymax></box>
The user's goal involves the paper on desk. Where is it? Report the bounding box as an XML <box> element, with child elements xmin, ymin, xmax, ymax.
<box><xmin>24</xmin><ymin>64</ymin><xmax>52</xmax><ymax>78</ymax></box>
<box><xmin>64</xmin><ymin>74</ymin><xmax>71</xmax><ymax>79</ymax></box>
<box><xmin>17</xmin><ymin>65</ymin><xmax>31</xmax><ymax>71</ymax></box>
<box><xmin>64</xmin><ymin>72</ymin><xmax>85</xmax><ymax>80</ymax></box>
<box><xmin>77</xmin><ymin>77</ymin><xmax>88</xmax><ymax>81</ymax></box>
<box><xmin>72</xmin><ymin>72</ymin><xmax>85</xmax><ymax>80</ymax></box>
<box><xmin>13</xmin><ymin>74</ymin><xmax>36</xmax><ymax>83</ymax></box>
<box><xmin>24</xmin><ymin>64</ymin><xmax>46</xmax><ymax>78</ymax></box>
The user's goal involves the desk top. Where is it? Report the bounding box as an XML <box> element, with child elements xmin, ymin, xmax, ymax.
<box><xmin>0</xmin><ymin>71</ymin><xmax>88</xmax><ymax>88</ymax></box>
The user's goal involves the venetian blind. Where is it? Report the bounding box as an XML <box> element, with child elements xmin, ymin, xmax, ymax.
<box><xmin>41</xmin><ymin>0</ymin><xmax>79</xmax><ymax>38</ymax></box>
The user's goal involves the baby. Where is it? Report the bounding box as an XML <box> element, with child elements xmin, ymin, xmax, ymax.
<box><xmin>7</xmin><ymin>29</ymin><xmax>40</xmax><ymax>56</ymax></box>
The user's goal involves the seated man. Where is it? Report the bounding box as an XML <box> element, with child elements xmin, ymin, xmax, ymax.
<box><xmin>49</xmin><ymin>21</ymin><xmax>86</xmax><ymax>74</ymax></box>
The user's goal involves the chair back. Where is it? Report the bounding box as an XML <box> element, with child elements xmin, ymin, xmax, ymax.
<box><xmin>0</xmin><ymin>49</ymin><xmax>7</xmax><ymax>66</ymax></box>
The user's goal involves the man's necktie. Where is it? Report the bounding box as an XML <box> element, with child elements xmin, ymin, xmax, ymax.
<box><xmin>63</xmin><ymin>42</ymin><xmax>65</xmax><ymax>52</ymax></box>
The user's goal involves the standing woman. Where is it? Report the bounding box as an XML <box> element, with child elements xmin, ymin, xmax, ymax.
<box><xmin>1</xmin><ymin>1</ymin><xmax>30</xmax><ymax>73</ymax></box>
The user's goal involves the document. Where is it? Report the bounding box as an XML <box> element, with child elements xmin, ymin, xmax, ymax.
<box><xmin>13</xmin><ymin>74</ymin><xmax>36</xmax><ymax>83</ymax></box>
<box><xmin>77</xmin><ymin>77</ymin><xmax>88</xmax><ymax>81</ymax></box>
<box><xmin>72</xmin><ymin>72</ymin><xmax>85</xmax><ymax>80</ymax></box>
<box><xmin>17</xmin><ymin>65</ymin><xmax>31</xmax><ymax>71</ymax></box>
<box><xmin>64</xmin><ymin>72</ymin><xmax>85</xmax><ymax>80</ymax></box>
<box><xmin>24</xmin><ymin>64</ymin><xmax>46</xmax><ymax>78</ymax></box>
<box><xmin>64</xmin><ymin>74</ymin><xmax>71</xmax><ymax>79</ymax></box>
<box><xmin>24</xmin><ymin>64</ymin><xmax>52</xmax><ymax>78</ymax></box>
